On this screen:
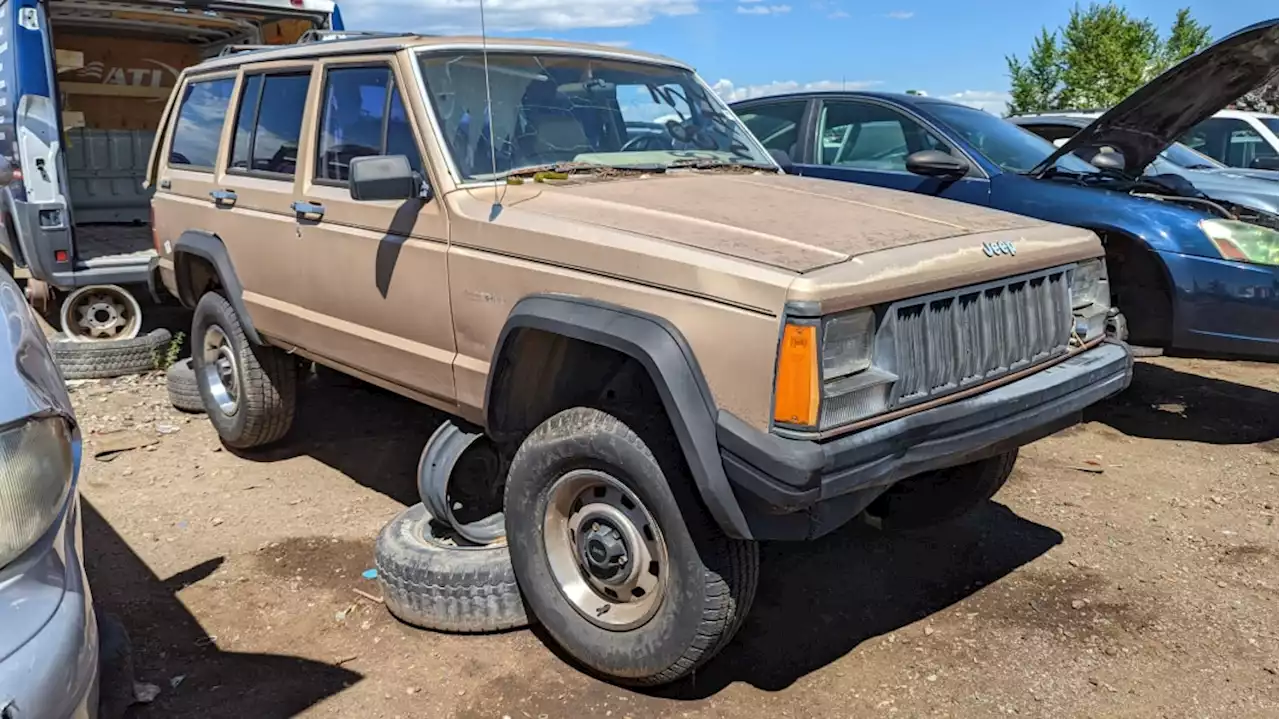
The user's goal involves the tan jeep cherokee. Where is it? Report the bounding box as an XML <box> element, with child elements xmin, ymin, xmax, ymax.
<box><xmin>149</xmin><ymin>33</ymin><xmax>1132</xmax><ymax>685</ymax></box>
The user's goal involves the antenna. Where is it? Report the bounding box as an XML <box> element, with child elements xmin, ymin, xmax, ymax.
<box><xmin>479</xmin><ymin>0</ymin><xmax>505</xmax><ymax>216</ymax></box>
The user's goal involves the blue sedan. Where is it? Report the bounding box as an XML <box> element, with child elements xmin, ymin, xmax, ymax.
<box><xmin>730</xmin><ymin>21</ymin><xmax>1279</xmax><ymax>360</ymax></box>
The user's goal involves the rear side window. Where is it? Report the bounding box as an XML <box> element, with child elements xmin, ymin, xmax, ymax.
<box><xmin>169</xmin><ymin>78</ymin><xmax>235</xmax><ymax>169</ymax></box>
<box><xmin>229</xmin><ymin>73</ymin><xmax>311</xmax><ymax>176</ymax></box>
<box><xmin>316</xmin><ymin>66</ymin><xmax>423</xmax><ymax>183</ymax></box>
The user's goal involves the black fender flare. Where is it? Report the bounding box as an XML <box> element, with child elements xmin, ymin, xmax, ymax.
<box><xmin>484</xmin><ymin>295</ymin><xmax>754</xmax><ymax>540</ymax></box>
<box><xmin>171</xmin><ymin>230</ymin><xmax>263</xmax><ymax>346</ymax></box>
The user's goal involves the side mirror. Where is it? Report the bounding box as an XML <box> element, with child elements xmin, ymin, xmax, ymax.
<box><xmin>1250</xmin><ymin>155</ymin><xmax>1279</xmax><ymax>171</ymax></box>
<box><xmin>768</xmin><ymin>147</ymin><xmax>793</xmax><ymax>172</ymax></box>
<box><xmin>905</xmin><ymin>149</ymin><xmax>969</xmax><ymax>179</ymax></box>
<box><xmin>349</xmin><ymin>155</ymin><xmax>423</xmax><ymax>202</ymax></box>
<box><xmin>1090</xmin><ymin>150</ymin><xmax>1125</xmax><ymax>171</ymax></box>
<box><xmin>0</xmin><ymin>157</ymin><xmax>15</xmax><ymax>187</ymax></box>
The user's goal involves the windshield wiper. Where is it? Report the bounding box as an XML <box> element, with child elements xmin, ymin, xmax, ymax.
<box><xmin>664</xmin><ymin>158</ymin><xmax>777</xmax><ymax>171</ymax></box>
<box><xmin>1184</xmin><ymin>163</ymin><xmax>1217</xmax><ymax>170</ymax></box>
<box><xmin>494</xmin><ymin>161</ymin><xmax>654</xmax><ymax>182</ymax></box>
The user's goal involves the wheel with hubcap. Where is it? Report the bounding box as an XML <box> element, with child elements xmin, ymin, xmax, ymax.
<box><xmin>191</xmin><ymin>292</ymin><xmax>296</xmax><ymax>448</ymax></box>
<box><xmin>505</xmin><ymin>406</ymin><xmax>758</xmax><ymax>686</ymax></box>
<box><xmin>59</xmin><ymin>284</ymin><xmax>142</xmax><ymax>341</ymax></box>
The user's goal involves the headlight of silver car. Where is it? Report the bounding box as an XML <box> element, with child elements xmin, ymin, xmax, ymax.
<box><xmin>1069</xmin><ymin>258</ymin><xmax>1108</xmax><ymax>310</ymax></box>
<box><xmin>0</xmin><ymin>418</ymin><xmax>74</xmax><ymax>568</ymax></box>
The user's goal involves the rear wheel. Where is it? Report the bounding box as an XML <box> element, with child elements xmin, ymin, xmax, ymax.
<box><xmin>59</xmin><ymin>284</ymin><xmax>142</xmax><ymax>341</ymax></box>
<box><xmin>192</xmin><ymin>292</ymin><xmax>295</xmax><ymax>448</ymax></box>
<box><xmin>504</xmin><ymin>407</ymin><xmax>758</xmax><ymax>686</ymax></box>
<box><xmin>864</xmin><ymin>451</ymin><xmax>1018</xmax><ymax>531</ymax></box>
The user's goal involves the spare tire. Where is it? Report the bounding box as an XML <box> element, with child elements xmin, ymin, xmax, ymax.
<box><xmin>376</xmin><ymin>503</ymin><xmax>528</xmax><ymax>634</ymax></box>
<box><xmin>166</xmin><ymin>358</ymin><xmax>204</xmax><ymax>413</ymax></box>
<box><xmin>51</xmin><ymin>328</ymin><xmax>172</xmax><ymax>380</ymax></box>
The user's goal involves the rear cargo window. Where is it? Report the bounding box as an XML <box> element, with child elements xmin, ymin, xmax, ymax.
<box><xmin>316</xmin><ymin>66</ymin><xmax>423</xmax><ymax>183</ymax></box>
<box><xmin>229</xmin><ymin>73</ymin><xmax>310</xmax><ymax>177</ymax></box>
<box><xmin>169</xmin><ymin>78</ymin><xmax>235</xmax><ymax>169</ymax></box>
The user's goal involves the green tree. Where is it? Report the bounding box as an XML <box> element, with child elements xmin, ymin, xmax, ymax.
<box><xmin>1006</xmin><ymin>28</ymin><xmax>1062</xmax><ymax>115</ymax></box>
<box><xmin>1005</xmin><ymin>4</ymin><xmax>1212</xmax><ymax>114</ymax></box>
<box><xmin>1156</xmin><ymin>8</ymin><xmax>1212</xmax><ymax>74</ymax></box>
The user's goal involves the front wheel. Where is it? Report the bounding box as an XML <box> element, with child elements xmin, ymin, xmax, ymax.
<box><xmin>504</xmin><ymin>407</ymin><xmax>758</xmax><ymax>686</ymax></box>
<box><xmin>191</xmin><ymin>292</ymin><xmax>296</xmax><ymax>448</ymax></box>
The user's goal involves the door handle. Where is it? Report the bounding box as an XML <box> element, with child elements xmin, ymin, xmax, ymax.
<box><xmin>292</xmin><ymin>200</ymin><xmax>325</xmax><ymax>218</ymax></box>
<box><xmin>209</xmin><ymin>189</ymin><xmax>237</xmax><ymax>206</ymax></box>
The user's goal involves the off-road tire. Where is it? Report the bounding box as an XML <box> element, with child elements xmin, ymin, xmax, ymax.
<box><xmin>50</xmin><ymin>328</ymin><xmax>172</xmax><ymax>380</ymax></box>
<box><xmin>376</xmin><ymin>503</ymin><xmax>528</xmax><ymax>633</ymax></box>
<box><xmin>165</xmin><ymin>358</ymin><xmax>205</xmax><ymax>413</ymax></box>
<box><xmin>504</xmin><ymin>407</ymin><xmax>759</xmax><ymax>687</ymax></box>
<box><xmin>192</xmin><ymin>292</ymin><xmax>295</xmax><ymax>449</ymax></box>
<box><xmin>865</xmin><ymin>450</ymin><xmax>1018</xmax><ymax>531</ymax></box>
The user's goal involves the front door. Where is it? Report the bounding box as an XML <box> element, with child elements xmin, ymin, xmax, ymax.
<box><xmin>291</xmin><ymin>56</ymin><xmax>455</xmax><ymax>404</ymax></box>
<box><xmin>800</xmin><ymin>99</ymin><xmax>991</xmax><ymax>205</ymax></box>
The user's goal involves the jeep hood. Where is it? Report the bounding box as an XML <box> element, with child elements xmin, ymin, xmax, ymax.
<box><xmin>476</xmin><ymin>172</ymin><xmax>1048</xmax><ymax>272</ymax></box>
<box><xmin>1031</xmin><ymin>18</ymin><xmax>1280</xmax><ymax>177</ymax></box>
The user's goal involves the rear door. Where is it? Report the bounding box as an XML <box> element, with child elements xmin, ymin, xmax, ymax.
<box><xmin>801</xmin><ymin>98</ymin><xmax>991</xmax><ymax>205</ymax></box>
<box><xmin>291</xmin><ymin>53</ymin><xmax>455</xmax><ymax>403</ymax></box>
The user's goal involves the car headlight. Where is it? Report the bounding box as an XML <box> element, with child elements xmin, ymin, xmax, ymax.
<box><xmin>774</xmin><ymin>309</ymin><xmax>893</xmax><ymax>431</ymax></box>
<box><xmin>1201</xmin><ymin>219</ymin><xmax>1279</xmax><ymax>266</ymax></box>
<box><xmin>1070</xmin><ymin>258</ymin><xmax>1108</xmax><ymax>309</ymax></box>
<box><xmin>0</xmin><ymin>418</ymin><xmax>74</xmax><ymax>568</ymax></box>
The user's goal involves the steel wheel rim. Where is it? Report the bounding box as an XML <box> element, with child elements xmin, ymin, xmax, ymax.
<box><xmin>201</xmin><ymin>324</ymin><xmax>240</xmax><ymax>416</ymax></box>
<box><xmin>60</xmin><ymin>285</ymin><xmax>141</xmax><ymax>341</ymax></box>
<box><xmin>543</xmin><ymin>469</ymin><xmax>668</xmax><ymax>631</ymax></box>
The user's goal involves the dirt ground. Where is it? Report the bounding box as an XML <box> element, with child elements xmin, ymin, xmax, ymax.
<box><xmin>73</xmin><ymin>346</ymin><xmax>1278</xmax><ymax>718</ymax></box>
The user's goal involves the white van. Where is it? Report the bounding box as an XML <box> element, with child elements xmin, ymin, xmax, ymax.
<box><xmin>0</xmin><ymin>0</ymin><xmax>341</xmax><ymax>340</ymax></box>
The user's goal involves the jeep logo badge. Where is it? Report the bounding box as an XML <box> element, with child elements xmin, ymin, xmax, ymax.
<box><xmin>983</xmin><ymin>241</ymin><xmax>1016</xmax><ymax>257</ymax></box>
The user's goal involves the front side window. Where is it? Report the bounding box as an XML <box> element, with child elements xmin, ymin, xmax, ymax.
<box><xmin>316</xmin><ymin>66</ymin><xmax>424</xmax><ymax>183</ymax></box>
<box><xmin>735</xmin><ymin>101</ymin><xmax>807</xmax><ymax>155</ymax></box>
<box><xmin>417</xmin><ymin>52</ymin><xmax>772</xmax><ymax>181</ymax></box>
<box><xmin>815</xmin><ymin>101</ymin><xmax>949</xmax><ymax>171</ymax></box>
<box><xmin>229</xmin><ymin>73</ymin><xmax>310</xmax><ymax>176</ymax></box>
<box><xmin>169</xmin><ymin>77</ymin><xmax>235</xmax><ymax>168</ymax></box>
<box><xmin>1179</xmin><ymin>118</ymin><xmax>1279</xmax><ymax>169</ymax></box>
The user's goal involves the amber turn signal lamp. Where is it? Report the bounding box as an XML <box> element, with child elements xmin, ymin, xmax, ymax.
<box><xmin>773</xmin><ymin>323</ymin><xmax>820</xmax><ymax>427</ymax></box>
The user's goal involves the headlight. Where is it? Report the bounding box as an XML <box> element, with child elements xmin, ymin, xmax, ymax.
<box><xmin>0</xmin><ymin>418</ymin><xmax>74</xmax><ymax>568</ymax></box>
<box><xmin>1070</xmin><ymin>258</ymin><xmax>1108</xmax><ymax>309</ymax></box>
<box><xmin>821</xmin><ymin>309</ymin><xmax>874</xmax><ymax>378</ymax></box>
<box><xmin>1200</xmin><ymin>219</ymin><xmax>1279</xmax><ymax>266</ymax></box>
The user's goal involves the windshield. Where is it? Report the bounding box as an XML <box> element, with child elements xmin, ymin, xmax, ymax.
<box><xmin>1159</xmin><ymin>142</ymin><xmax>1225</xmax><ymax>169</ymax></box>
<box><xmin>924</xmin><ymin>103</ymin><xmax>1097</xmax><ymax>174</ymax></box>
<box><xmin>1262</xmin><ymin>117</ymin><xmax>1279</xmax><ymax>136</ymax></box>
<box><xmin>417</xmin><ymin>52</ymin><xmax>773</xmax><ymax>181</ymax></box>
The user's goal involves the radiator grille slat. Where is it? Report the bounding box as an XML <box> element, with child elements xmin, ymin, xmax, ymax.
<box><xmin>891</xmin><ymin>269</ymin><xmax>1071</xmax><ymax>405</ymax></box>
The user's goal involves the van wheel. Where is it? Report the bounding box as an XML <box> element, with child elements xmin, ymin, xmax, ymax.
<box><xmin>191</xmin><ymin>292</ymin><xmax>295</xmax><ymax>448</ymax></box>
<box><xmin>504</xmin><ymin>407</ymin><xmax>758</xmax><ymax>686</ymax></box>
<box><xmin>864</xmin><ymin>451</ymin><xmax>1018</xmax><ymax>531</ymax></box>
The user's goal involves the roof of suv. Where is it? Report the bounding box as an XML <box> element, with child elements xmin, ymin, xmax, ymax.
<box><xmin>191</xmin><ymin>34</ymin><xmax>690</xmax><ymax>74</ymax></box>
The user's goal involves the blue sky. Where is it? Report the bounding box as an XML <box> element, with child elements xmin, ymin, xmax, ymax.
<box><xmin>343</xmin><ymin>0</ymin><xmax>1277</xmax><ymax>113</ymax></box>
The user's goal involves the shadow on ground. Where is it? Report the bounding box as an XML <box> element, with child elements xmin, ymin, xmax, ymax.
<box><xmin>231</xmin><ymin>370</ymin><xmax>446</xmax><ymax>506</ymax></box>
<box><xmin>83</xmin><ymin>498</ymin><xmax>360</xmax><ymax>718</ymax></box>
<box><xmin>1085</xmin><ymin>360</ymin><xmax>1278</xmax><ymax>445</ymax></box>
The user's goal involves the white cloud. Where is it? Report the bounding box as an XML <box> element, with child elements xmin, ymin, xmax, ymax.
<box><xmin>828</xmin><ymin>10</ymin><xmax>850</xmax><ymax>18</ymax></box>
<box><xmin>711</xmin><ymin>78</ymin><xmax>881</xmax><ymax>102</ymax></box>
<box><xmin>343</xmin><ymin>0</ymin><xmax>698</xmax><ymax>33</ymax></box>
<box><xmin>943</xmin><ymin>89</ymin><xmax>1012</xmax><ymax>115</ymax></box>
<box><xmin>736</xmin><ymin>3</ymin><xmax>791</xmax><ymax>14</ymax></box>
<box><xmin>595</xmin><ymin>40</ymin><xmax>633</xmax><ymax>47</ymax></box>
<box><xmin>885</xmin><ymin>10</ymin><xmax>915</xmax><ymax>19</ymax></box>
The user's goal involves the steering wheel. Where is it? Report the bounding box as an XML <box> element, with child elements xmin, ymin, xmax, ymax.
<box><xmin>664</xmin><ymin>120</ymin><xmax>719</xmax><ymax>151</ymax></box>
<box><xmin>621</xmin><ymin>133</ymin><xmax>673</xmax><ymax>152</ymax></box>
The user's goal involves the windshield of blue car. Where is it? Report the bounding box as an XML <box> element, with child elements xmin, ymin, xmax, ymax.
<box><xmin>1160</xmin><ymin>142</ymin><xmax>1225</xmax><ymax>169</ymax></box>
<box><xmin>1262</xmin><ymin>117</ymin><xmax>1279</xmax><ymax>136</ymax></box>
<box><xmin>417</xmin><ymin>52</ymin><xmax>773</xmax><ymax>182</ymax></box>
<box><xmin>923</xmin><ymin>103</ymin><xmax>1098</xmax><ymax>174</ymax></box>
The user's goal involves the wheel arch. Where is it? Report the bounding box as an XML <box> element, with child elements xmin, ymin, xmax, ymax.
<box><xmin>1085</xmin><ymin>225</ymin><xmax>1178</xmax><ymax>346</ymax></box>
<box><xmin>484</xmin><ymin>295</ymin><xmax>753</xmax><ymax>540</ymax></box>
<box><xmin>171</xmin><ymin>230</ymin><xmax>262</xmax><ymax>345</ymax></box>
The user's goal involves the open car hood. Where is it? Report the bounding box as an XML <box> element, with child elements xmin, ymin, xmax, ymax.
<box><xmin>1031</xmin><ymin>19</ymin><xmax>1279</xmax><ymax>177</ymax></box>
